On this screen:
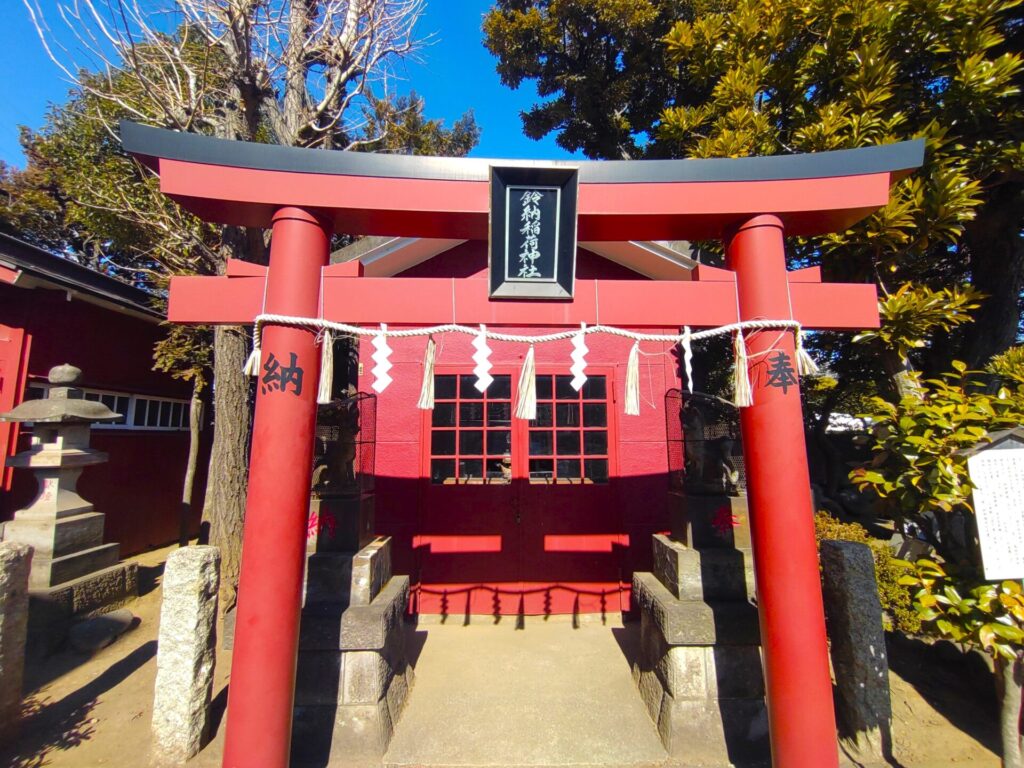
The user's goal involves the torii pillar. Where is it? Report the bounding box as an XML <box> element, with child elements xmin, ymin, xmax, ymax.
<box><xmin>120</xmin><ymin>120</ymin><xmax>923</xmax><ymax>768</ymax></box>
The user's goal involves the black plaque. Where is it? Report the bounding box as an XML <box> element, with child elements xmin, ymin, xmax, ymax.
<box><xmin>490</xmin><ymin>166</ymin><xmax>578</xmax><ymax>299</ymax></box>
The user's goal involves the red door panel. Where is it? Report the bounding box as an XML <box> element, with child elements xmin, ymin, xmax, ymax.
<box><xmin>0</xmin><ymin>325</ymin><xmax>30</xmax><ymax>491</ymax></box>
<box><xmin>418</xmin><ymin>366</ymin><xmax>623</xmax><ymax>616</ymax></box>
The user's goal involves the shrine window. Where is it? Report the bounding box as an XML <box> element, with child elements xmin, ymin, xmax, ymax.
<box><xmin>430</xmin><ymin>374</ymin><xmax>514</xmax><ymax>484</ymax></box>
<box><xmin>528</xmin><ymin>375</ymin><xmax>609</xmax><ymax>484</ymax></box>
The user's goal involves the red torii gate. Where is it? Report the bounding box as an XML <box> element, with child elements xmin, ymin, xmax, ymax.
<box><xmin>121</xmin><ymin>121</ymin><xmax>922</xmax><ymax>768</ymax></box>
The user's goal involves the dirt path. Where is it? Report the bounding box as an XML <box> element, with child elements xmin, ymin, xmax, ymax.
<box><xmin>0</xmin><ymin>545</ymin><xmax>1004</xmax><ymax>767</ymax></box>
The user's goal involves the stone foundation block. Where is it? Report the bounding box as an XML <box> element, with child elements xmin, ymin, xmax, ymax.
<box><xmin>633</xmin><ymin>572</ymin><xmax>759</xmax><ymax>646</ymax></box>
<box><xmin>638</xmin><ymin>667</ymin><xmax>665</xmax><ymax>722</ymax></box>
<box><xmin>385</xmin><ymin>663</ymin><xmax>410</xmax><ymax>723</ymax></box>
<box><xmin>3</xmin><ymin>512</ymin><xmax>105</xmax><ymax>559</ymax></box>
<box><xmin>33</xmin><ymin>542</ymin><xmax>119</xmax><ymax>590</ymax></box>
<box><xmin>342</xmin><ymin>650</ymin><xmax>390</xmax><ymax>704</ymax></box>
<box><xmin>656</xmin><ymin>645</ymin><xmax>706</xmax><ymax>700</ymax></box>
<box><xmin>821</xmin><ymin>540</ymin><xmax>892</xmax><ymax>766</ymax></box>
<box><xmin>0</xmin><ymin>542</ymin><xmax>32</xmax><ymax>744</ymax></box>
<box><xmin>652</xmin><ymin>534</ymin><xmax>753</xmax><ymax>602</ymax></box>
<box><xmin>151</xmin><ymin>546</ymin><xmax>220</xmax><ymax>765</ymax></box>
<box><xmin>294</xmin><ymin>650</ymin><xmax>344</xmax><ymax>706</ymax></box>
<box><xmin>292</xmin><ymin>699</ymin><xmax>394</xmax><ymax>766</ymax></box>
<box><xmin>658</xmin><ymin>694</ymin><xmax>769</xmax><ymax>765</ymax></box>
<box><xmin>351</xmin><ymin>537</ymin><xmax>391</xmax><ymax>606</ymax></box>
<box><xmin>304</xmin><ymin>553</ymin><xmax>353</xmax><ymax>607</ymax></box>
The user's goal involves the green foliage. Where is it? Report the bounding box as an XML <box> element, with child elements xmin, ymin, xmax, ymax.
<box><xmin>814</xmin><ymin>511</ymin><xmax>920</xmax><ymax>633</ymax></box>
<box><xmin>153</xmin><ymin>324</ymin><xmax>213</xmax><ymax>392</ymax></box>
<box><xmin>898</xmin><ymin>558</ymin><xmax>1024</xmax><ymax>660</ymax></box>
<box><xmin>851</xmin><ymin>366</ymin><xmax>1024</xmax><ymax>559</ymax></box>
<box><xmin>483</xmin><ymin>0</ymin><xmax>686</xmax><ymax>158</ymax></box>
<box><xmin>987</xmin><ymin>345</ymin><xmax>1024</xmax><ymax>385</ymax></box>
<box><xmin>855</xmin><ymin>283</ymin><xmax>985</xmax><ymax>364</ymax></box>
<box><xmin>485</xmin><ymin>0</ymin><xmax>1024</xmax><ymax>381</ymax></box>
<box><xmin>358</xmin><ymin>92</ymin><xmax>480</xmax><ymax>157</ymax></box>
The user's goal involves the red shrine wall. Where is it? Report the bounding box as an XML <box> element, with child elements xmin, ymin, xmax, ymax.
<box><xmin>359</xmin><ymin>242</ymin><xmax>678</xmax><ymax>614</ymax></box>
<box><xmin>0</xmin><ymin>283</ymin><xmax>211</xmax><ymax>554</ymax></box>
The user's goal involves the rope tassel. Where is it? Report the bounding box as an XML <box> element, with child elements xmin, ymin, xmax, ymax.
<box><xmin>243</xmin><ymin>332</ymin><xmax>262</xmax><ymax>377</ymax></box>
<box><xmin>316</xmin><ymin>330</ymin><xmax>334</xmax><ymax>405</ymax></box>
<box><xmin>681</xmin><ymin>327</ymin><xmax>694</xmax><ymax>394</ymax></box>
<box><xmin>795</xmin><ymin>329</ymin><xmax>819</xmax><ymax>376</ymax></box>
<box><xmin>515</xmin><ymin>345</ymin><xmax>537</xmax><ymax>420</ymax></box>
<box><xmin>625</xmin><ymin>341</ymin><xmax>640</xmax><ymax>416</ymax></box>
<box><xmin>732</xmin><ymin>329</ymin><xmax>753</xmax><ymax>408</ymax></box>
<box><xmin>417</xmin><ymin>337</ymin><xmax>437</xmax><ymax>410</ymax></box>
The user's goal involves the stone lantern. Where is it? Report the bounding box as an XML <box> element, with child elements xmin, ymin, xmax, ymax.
<box><xmin>1</xmin><ymin>364</ymin><xmax>136</xmax><ymax>618</ymax></box>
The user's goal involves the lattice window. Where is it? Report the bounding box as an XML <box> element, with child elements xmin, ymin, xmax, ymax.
<box><xmin>430</xmin><ymin>374</ymin><xmax>514</xmax><ymax>484</ymax></box>
<box><xmin>527</xmin><ymin>374</ymin><xmax>609</xmax><ymax>484</ymax></box>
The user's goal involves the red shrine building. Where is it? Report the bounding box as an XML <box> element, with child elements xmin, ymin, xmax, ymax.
<box><xmin>343</xmin><ymin>236</ymin><xmax>693</xmax><ymax>616</ymax></box>
<box><xmin>0</xmin><ymin>232</ymin><xmax>208</xmax><ymax>552</ymax></box>
<box><xmin>120</xmin><ymin>120</ymin><xmax>922</xmax><ymax>768</ymax></box>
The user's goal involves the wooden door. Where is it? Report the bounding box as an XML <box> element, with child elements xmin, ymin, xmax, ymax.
<box><xmin>418</xmin><ymin>367</ymin><xmax>623</xmax><ymax>616</ymax></box>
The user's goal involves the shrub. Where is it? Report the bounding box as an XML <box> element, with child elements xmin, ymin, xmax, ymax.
<box><xmin>814</xmin><ymin>511</ymin><xmax>921</xmax><ymax>634</ymax></box>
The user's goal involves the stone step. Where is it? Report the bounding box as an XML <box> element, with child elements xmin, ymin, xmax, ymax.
<box><xmin>3</xmin><ymin>511</ymin><xmax>106</xmax><ymax>559</ymax></box>
<box><xmin>633</xmin><ymin>571</ymin><xmax>759</xmax><ymax>646</ymax></box>
<box><xmin>652</xmin><ymin>533</ymin><xmax>755</xmax><ymax>603</ymax></box>
<box><xmin>300</xmin><ymin>576</ymin><xmax>410</xmax><ymax>652</ymax></box>
<box><xmin>30</xmin><ymin>542</ymin><xmax>120</xmax><ymax>590</ymax></box>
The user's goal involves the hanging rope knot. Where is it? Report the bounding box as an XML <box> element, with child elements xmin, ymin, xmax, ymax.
<box><xmin>417</xmin><ymin>336</ymin><xmax>438</xmax><ymax>410</ymax></box>
<box><xmin>316</xmin><ymin>329</ymin><xmax>335</xmax><ymax>404</ymax></box>
<box><xmin>732</xmin><ymin>329</ymin><xmax>753</xmax><ymax>408</ymax></box>
<box><xmin>625</xmin><ymin>341</ymin><xmax>641</xmax><ymax>416</ymax></box>
<box><xmin>515</xmin><ymin>345</ymin><xmax>537</xmax><ymax>420</ymax></box>
<box><xmin>795</xmin><ymin>327</ymin><xmax>820</xmax><ymax>376</ymax></box>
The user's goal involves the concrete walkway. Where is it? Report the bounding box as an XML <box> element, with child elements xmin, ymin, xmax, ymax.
<box><xmin>385</xmin><ymin>616</ymin><xmax>668</xmax><ymax>768</ymax></box>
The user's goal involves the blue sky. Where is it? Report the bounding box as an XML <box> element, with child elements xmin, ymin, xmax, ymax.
<box><xmin>0</xmin><ymin>1</ymin><xmax>577</xmax><ymax>168</ymax></box>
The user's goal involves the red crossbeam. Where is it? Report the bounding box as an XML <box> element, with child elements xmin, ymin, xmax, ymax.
<box><xmin>167</xmin><ymin>271</ymin><xmax>879</xmax><ymax>330</ymax></box>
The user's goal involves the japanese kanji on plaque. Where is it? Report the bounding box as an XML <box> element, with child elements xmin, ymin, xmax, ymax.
<box><xmin>966</xmin><ymin>434</ymin><xmax>1024</xmax><ymax>580</ymax></box>
<box><xmin>489</xmin><ymin>165</ymin><xmax>578</xmax><ymax>299</ymax></box>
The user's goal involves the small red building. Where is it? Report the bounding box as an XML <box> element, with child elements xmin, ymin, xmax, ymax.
<box><xmin>0</xmin><ymin>232</ymin><xmax>208</xmax><ymax>553</ymax></box>
<box><xmin>346</xmin><ymin>237</ymin><xmax>694</xmax><ymax>615</ymax></box>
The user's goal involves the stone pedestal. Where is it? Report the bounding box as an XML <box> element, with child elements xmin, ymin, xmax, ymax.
<box><xmin>820</xmin><ymin>540</ymin><xmax>892</xmax><ymax>767</ymax></box>
<box><xmin>1</xmin><ymin>365</ymin><xmax>138</xmax><ymax>646</ymax></box>
<box><xmin>670</xmin><ymin>491</ymin><xmax>752</xmax><ymax>550</ymax></box>
<box><xmin>151</xmin><ymin>546</ymin><xmax>220</xmax><ymax>765</ymax></box>
<box><xmin>292</xmin><ymin>537</ymin><xmax>414</xmax><ymax>766</ymax></box>
<box><xmin>0</xmin><ymin>542</ymin><xmax>32</xmax><ymax>745</ymax></box>
<box><xmin>632</xmin><ymin>533</ymin><xmax>769</xmax><ymax>766</ymax></box>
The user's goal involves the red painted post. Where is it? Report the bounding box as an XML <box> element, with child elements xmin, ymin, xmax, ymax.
<box><xmin>725</xmin><ymin>215</ymin><xmax>838</xmax><ymax>767</ymax></box>
<box><xmin>222</xmin><ymin>207</ymin><xmax>331</xmax><ymax>768</ymax></box>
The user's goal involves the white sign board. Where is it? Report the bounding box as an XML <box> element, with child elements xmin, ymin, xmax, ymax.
<box><xmin>968</xmin><ymin>447</ymin><xmax>1024</xmax><ymax>580</ymax></box>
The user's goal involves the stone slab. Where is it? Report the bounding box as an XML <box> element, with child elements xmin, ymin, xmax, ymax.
<box><xmin>633</xmin><ymin>572</ymin><xmax>759</xmax><ymax>646</ymax></box>
<box><xmin>658</xmin><ymin>693</ymin><xmax>769</xmax><ymax>766</ymax></box>
<box><xmin>383</xmin><ymin>620</ymin><xmax>667</xmax><ymax>767</ymax></box>
<box><xmin>151</xmin><ymin>546</ymin><xmax>220</xmax><ymax>765</ymax></box>
<box><xmin>0</xmin><ymin>542</ymin><xmax>32</xmax><ymax>745</ymax></box>
<box><xmin>304</xmin><ymin>552</ymin><xmax>353</xmax><ymax>607</ymax></box>
<box><xmin>68</xmin><ymin>608</ymin><xmax>136</xmax><ymax>653</ymax></box>
<box><xmin>292</xmin><ymin>700</ymin><xmax>393</xmax><ymax>765</ymax></box>
<box><xmin>300</xmin><ymin>576</ymin><xmax>409</xmax><ymax>652</ymax></box>
<box><xmin>3</xmin><ymin>511</ymin><xmax>105</xmax><ymax>559</ymax></box>
<box><xmin>351</xmin><ymin>537</ymin><xmax>392</xmax><ymax>606</ymax></box>
<box><xmin>33</xmin><ymin>541</ymin><xmax>119</xmax><ymax>589</ymax></box>
<box><xmin>670</xmin><ymin>493</ymin><xmax>752</xmax><ymax>550</ymax></box>
<box><xmin>652</xmin><ymin>533</ymin><xmax>753</xmax><ymax>602</ymax></box>
<box><xmin>821</xmin><ymin>539</ymin><xmax>892</xmax><ymax>766</ymax></box>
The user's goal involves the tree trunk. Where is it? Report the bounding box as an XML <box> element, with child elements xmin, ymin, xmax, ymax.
<box><xmin>994</xmin><ymin>654</ymin><xmax>1024</xmax><ymax>768</ymax></box>
<box><xmin>960</xmin><ymin>183</ymin><xmax>1024</xmax><ymax>368</ymax></box>
<box><xmin>202</xmin><ymin>323</ymin><xmax>252</xmax><ymax>612</ymax></box>
<box><xmin>178</xmin><ymin>377</ymin><xmax>203</xmax><ymax>548</ymax></box>
<box><xmin>880</xmin><ymin>349</ymin><xmax>923</xmax><ymax>401</ymax></box>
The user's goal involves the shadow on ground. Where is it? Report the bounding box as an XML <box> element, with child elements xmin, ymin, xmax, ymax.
<box><xmin>886</xmin><ymin>633</ymin><xmax>1000</xmax><ymax>753</ymax></box>
<box><xmin>1</xmin><ymin>640</ymin><xmax>157</xmax><ymax>768</ymax></box>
